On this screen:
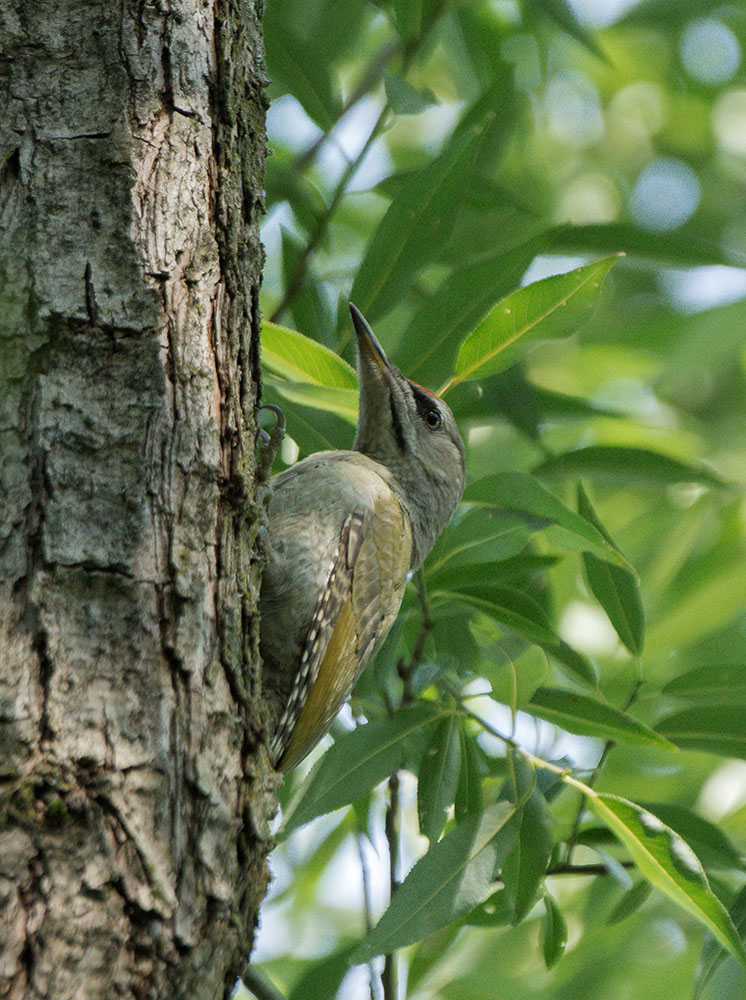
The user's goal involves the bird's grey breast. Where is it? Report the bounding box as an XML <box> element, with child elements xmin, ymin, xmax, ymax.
<box><xmin>259</xmin><ymin>451</ymin><xmax>399</xmax><ymax>697</ymax></box>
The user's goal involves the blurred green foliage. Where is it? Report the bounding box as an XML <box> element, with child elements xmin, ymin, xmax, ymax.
<box><xmin>250</xmin><ymin>2</ymin><xmax>746</xmax><ymax>998</ymax></box>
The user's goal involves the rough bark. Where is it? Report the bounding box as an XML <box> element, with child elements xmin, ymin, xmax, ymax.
<box><xmin>0</xmin><ymin>2</ymin><xmax>276</xmax><ymax>997</ymax></box>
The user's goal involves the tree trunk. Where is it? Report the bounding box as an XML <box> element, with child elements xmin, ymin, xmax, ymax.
<box><xmin>0</xmin><ymin>2</ymin><xmax>276</xmax><ymax>997</ymax></box>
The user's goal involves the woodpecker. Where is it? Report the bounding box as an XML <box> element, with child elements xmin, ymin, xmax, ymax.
<box><xmin>260</xmin><ymin>304</ymin><xmax>465</xmax><ymax>771</ymax></box>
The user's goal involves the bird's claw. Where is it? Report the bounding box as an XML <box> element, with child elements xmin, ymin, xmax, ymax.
<box><xmin>257</xmin><ymin>404</ymin><xmax>286</xmax><ymax>488</ymax></box>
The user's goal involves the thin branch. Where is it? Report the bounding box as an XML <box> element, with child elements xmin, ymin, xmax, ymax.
<box><xmin>488</xmin><ymin>859</ymin><xmax>636</xmax><ymax>889</ymax></box>
<box><xmin>269</xmin><ymin>103</ymin><xmax>389</xmax><ymax>323</ymax></box>
<box><xmin>270</xmin><ymin>0</ymin><xmax>450</xmax><ymax>322</ymax></box>
<box><xmin>563</xmin><ymin>677</ymin><xmax>643</xmax><ymax>864</ymax></box>
<box><xmin>396</xmin><ymin>571</ymin><xmax>433</xmax><ymax>706</ymax></box>
<box><xmin>380</xmin><ymin>577</ymin><xmax>433</xmax><ymax>1000</ymax></box>
<box><xmin>453</xmin><ymin>696</ymin><xmax>574</xmax><ymax>781</ymax></box>
<box><xmin>293</xmin><ymin>39</ymin><xmax>401</xmax><ymax>174</ymax></box>
<box><xmin>548</xmin><ymin>860</ymin><xmax>635</xmax><ymax>877</ymax></box>
<box><xmin>357</xmin><ymin>829</ymin><xmax>379</xmax><ymax>1000</ymax></box>
<box><xmin>382</xmin><ymin>771</ymin><xmax>400</xmax><ymax>1000</ymax></box>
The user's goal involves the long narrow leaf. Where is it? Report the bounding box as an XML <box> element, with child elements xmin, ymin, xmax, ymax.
<box><xmin>465</xmin><ymin>472</ymin><xmax>633</xmax><ymax>571</ymax></box>
<box><xmin>656</xmin><ymin>705</ymin><xmax>746</xmax><ymax>759</ymax></box>
<box><xmin>579</xmin><ymin>791</ymin><xmax>746</xmax><ymax>967</ymax></box>
<box><xmin>443</xmin><ymin>255</ymin><xmax>621</xmax><ymax>393</ymax></box>
<box><xmin>578</xmin><ymin>485</ymin><xmax>645</xmax><ymax>655</ymax></box>
<box><xmin>418</xmin><ymin>714</ymin><xmax>462</xmax><ymax>843</ymax></box>
<box><xmin>696</xmin><ymin>884</ymin><xmax>746</xmax><ymax>998</ymax></box>
<box><xmin>283</xmin><ymin>705</ymin><xmax>440</xmax><ymax>833</ymax></box>
<box><xmin>261</xmin><ymin>321</ymin><xmax>357</xmax><ymax>388</ymax></box>
<box><xmin>351</xmin><ymin>127</ymin><xmax>483</xmax><ymax>320</ymax></box>
<box><xmin>530</xmin><ymin>688</ymin><xmax>674</xmax><ymax>748</ymax></box>
<box><xmin>542</xmin><ymin>892</ymin><xmax>568</xmax><ymax>969</ymax></box>
<box><xmin>266</xmin><ymin>377</ymin><xmax>358</xmax><ymax>423</ymax></box>
<box><xmin>535</xmin><ymin>446</ymin><xmax>725</xmax><ymax>488</ymax></box>
<box><xmin>662</xmin><ymin>664</ymin><xmax>746</xmax><ymax>701</ymax></box>
<box><xmin>352</xmin><ymin>800</ymin><xmax>518</xmax><ymax>962</ymax></box>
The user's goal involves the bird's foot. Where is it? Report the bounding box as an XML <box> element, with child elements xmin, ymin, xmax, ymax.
<box><xmin>256</xmin><ymin>404</ymin><xmax>286</xmax><ymax>509</ymax></box>
<box><xmin>257</xmin><ymin>405</ymin><xmax>285</xmax><ymax>481</ymax></box>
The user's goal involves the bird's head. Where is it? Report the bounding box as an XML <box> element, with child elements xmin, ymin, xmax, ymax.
<box><xmin>350</xmin><ymin>303</ymin><xmax>465</xmax><ymax>567</ymax></box>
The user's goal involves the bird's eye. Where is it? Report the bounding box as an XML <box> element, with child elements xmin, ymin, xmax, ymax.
<box><xmin>424</xmin><ymin>409</ymin><xmax>442</xmax><ymax>431</ymax></box>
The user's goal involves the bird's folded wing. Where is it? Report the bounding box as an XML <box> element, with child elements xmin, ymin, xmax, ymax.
<box><xmin>276</xmin><ymin>496</ymin><xmax>411</xmax><ymax>771</ymax></box>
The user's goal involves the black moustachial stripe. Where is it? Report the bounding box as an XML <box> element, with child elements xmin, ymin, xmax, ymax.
<box><xmin>389</xmin><ymin>397</ymin><xmax>406</xmax><ymax>451</ymax></box>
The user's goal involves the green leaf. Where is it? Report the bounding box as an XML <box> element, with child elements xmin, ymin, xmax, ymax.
<box><xmin>425</xmin><ymin>507</ymin><xmax>536</xmax><ymax>579</ymax></box>
<box><xmin>418</xmin><ymin>714</ymin><xmax>462</xmax><ymax>843</ymax></box>
<box><xmin>547</xmin><ymin>221</ymin><xmax>731</xmax><ymax>267</ymax></box>
<box><xmin>350</xmin><ymin>126</ymin><xmax>483</xmax><ymax>321</ymax></box>
<box><xmin>266</xmin><ymin>377</ymin><xmax>358</xmax><ymax>423</ymax></box>
<box><xmin>455</xmin><ymin>726</ymin><xmax>484</xmax><ymax>821</ymax></box>
<box><xmin>656</xmin><ymin>706</ymin><xmax>746</xmax><ymax>760</ymax></box>
<box><xmin>696</xmin><ymin>884</ymin><xmax>746</xmax><ymax>999</ymax></box>
<box><xmin>464</xmin><ymin>472</ymin><xmax>633</xmax><ymax>571</ymax></box>
<box><xmin>281</xmin><ymin>227</ymin><xmax>334</xmax><ymax>348</ymax></box>
<box><xmin>502</xmin><ymin>759</ymin><xmax>554</xmax><ymax>922</ymax></box>
<box><xmin>544</xmin><ymin>640</ymin><xmax>598</xmax><ymax>687</ymax></box>
<box><xmin>542</xmin><ymin>892</ymin><xmax>568</xmax><ymax>969</ymax></box>
<box><xmin>525</xmin><ymin>0</ymin><xmax>606</xmax><ymax>60</ymax></box>
<box><xmin>646</xmin><ymin>562</ymin><xmax>746</xmax><ymax>657</ymax></box>
<box><xmin>443</xmin><ymin>255</ymin><xmax>621</xmax><ymax>392</ymax></box>
<box><xmin>529</xmin><ymin>688</ymin><xmax>674</xmax><ymax>748</ymax></box>
<box><xmin>433</xmin><ymin>584</ymin><xmax>557</xmax><ymax>646</ymax></box>
<box><xmin>640</xmin><ymin>803</ymin><xmax>744</xmax><ymax>871</ymax></box>
<box><xmin>384</xmin><ymin>74</ymin><xmax>437</xmax><ymax>115</ymax></box>
<box><xmin>534</xmin><ymin>446</ymin><xmax>725</xmax><ymax>489</ymax></box>
<box><xmin>396</xmin><ymin>237</ymin><xmax>547</xmax><ymax>389</ymax></box>
<box><xmin>390</xmin><ymin>0</ymin><xmax>422</xmax><ymax>40</ymax></box>
<box><xmin>263</xmin><ymin>383</ymin><xmax>351</xmax><ymax>456</ymax></box>
<box><xmin>606</xmin><ymin>879</ymin><xmax>653</xmax><ymax>925</ymax></box>
<box><xmin>266</xmin><ymin>161</ymin><xmax>326</xmax><ymax>237</ymax></box>
<box><xmin>483</xmin><ymin>645</ymin><xmax>550</xmax><ymax>713</ymax></box>
<box><xmin>406</xmin><ymin>925</ymin><xmax>463</xmax><ymax>996</ymax></box>
<box><xmin>662</xmin><ymin>664</ymin><xmax>746</xmax><ymax>702</ymax></box>
<box><xmin>264</xmin><ymin>16</ymin><xmax>341</xmax><ymax>130</ymax></box>
<box><xmin>261</xmin><ymin>321</ymin><xmax>357</xmax><ymax>388</ymax></box>
<box><xmin>462</xmin><ymin>887</ymin><xmax>513</xmax><ymax>927</ymax></box>
<box><xmin>586</xmin><ymin>794</ymin><xmax>746</xmax><ymax>967</ymax></box>
<box><xmin>308</xmin><ymin>0</ymin><xmax>368</xmax><ymax>63</ymax></box>
<box><xmin>287</xmin><ymin>942</ymin><xmax>357</xmax><ymax>1000</ymax></box>
<box><xmin>352</xmin><ymin>800</ymin><xmax>518</xmax><ymax>963</ymax></box>
<box><xmin>283</xmin><ymin>705</ymin><xmax>440</xmax><ymax>833</ymax></box>
<box><xmin>578</xmin><ymin>485</ymin><xmax>645</xmax><ymax>655</ymax></box>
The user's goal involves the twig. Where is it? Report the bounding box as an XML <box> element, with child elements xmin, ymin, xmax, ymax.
<box><xmin>357</xmin><ymin>829</ymin><xmax>379</xmax><ymax>1000</ymax></box>
<box><xmin>382</xmin><ymin>771</ymin><xmax>401</xmax><ymax>1000</ymax></box>
<box><xmin>548</xmin><ymin>861</ymin><xmax>634</xmax><ymax>877</ymax></box>
<box><xmin>382</xmin><ymin>572</ymin><xmax>434</xmax><ymax>999</ymax></box>
<box><xmin>270</xmin><ymin>0</ymin><xmax>450</xmax><ymax>322</ymax></box>
<box><xmin>395</xmin><ymin>570</ymin><xmax>433</xmax><ymax>707</ymax></box>
<box><xmin>293</xmin><ymin>39</ymin><xmax>400</xmax><ymax>174</ymax></box>
<box><xmin>563</xmin><ymin>677</ymin><xmax>643</xmax><ymax>864</ymax></box>
<box><xmin>270</xmin><ymin>103</ymin><xmax>389</xmax><ymax>323</ymax></box>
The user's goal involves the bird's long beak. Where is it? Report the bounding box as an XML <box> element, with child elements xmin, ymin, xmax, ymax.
<box><xmin>349</xmin><ymin>303</ymin><xmax>393</xmax><ymax>374</ymax></box>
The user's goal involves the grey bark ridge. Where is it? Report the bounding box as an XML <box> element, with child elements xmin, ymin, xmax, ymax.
<box><xmin>0</xmin><ymin>2</ymin><xmax>276</xmax><ymax>997</ymax></box>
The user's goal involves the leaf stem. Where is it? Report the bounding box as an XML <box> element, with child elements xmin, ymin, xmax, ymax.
<box><xmin>459</xmin><ymin>701</ymin><xmax>572</xmax><ymax>779</ymax></box>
